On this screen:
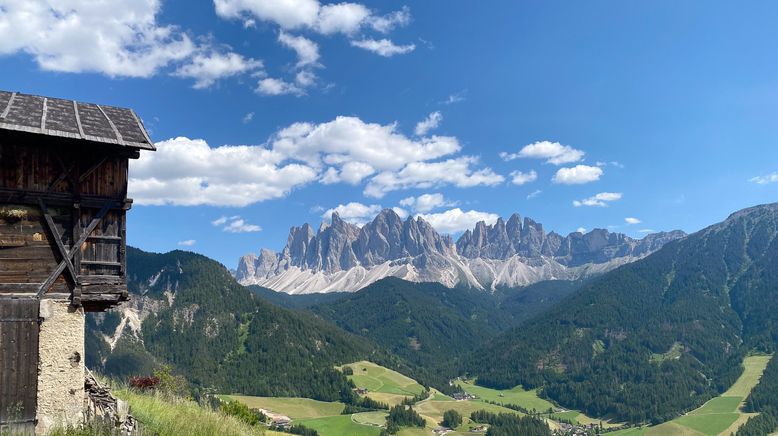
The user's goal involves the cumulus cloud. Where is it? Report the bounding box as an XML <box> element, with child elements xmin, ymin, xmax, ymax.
<box><xmin>242</xmin><ymin>112</ymin><xmax>255</xmax><ymax>124</ymax></box>
<box><xmin>278</xmin><ymin>31</ymin><xmax>320</xmax><ymax>67</ymax></box>
<box><xmin>749</xmin><ymin>172</ymin><xmax>778</xmax><ymax>184</ymax></box>
<box><xmin>256</xmin><ymin>77</ymin><xmax>305</xmax><ymax>96</ymax></box>
<box><xmin>174</xmin><ymin>50</ymin><xmax>262</xmax><ymax>88</ymax></box>
<box><xmin>501</xmin><ymin>141</ymin><xmax>585</xmax><ymax>165</ymax></box>
<box><xmin>399</xmin><ymin>193</ymin><xmax>454</xmax><ymax>213</ymax></box>
<box><xmin>321</xmin><ymin>202</ymin><xmax>382</xmax><ymax>225</ymax></box>
<box><xmin>272</xmin><ymin>116</ymin><xmax>461</xmax><ymax>171</ymax></box>
<box><xmin>212</xmin><ymin>215</ymin><xmax>262</xmax><ymax>232</ymax></box>
<box><xmin>131</xmin><ymin>116</ymin><xmax>503</xmax><ymax>206</ymax></box>
<box><xmin>440</xmin><ymin>91</ymin><xmax>466</xmax><ymax>105</ymax></box>
<box><xmin>553</xmin><ymin>165</ymin><xmax>603</xmax><ymax>184</ymax></box>
<box><xmin>510</xmin><ymin>170</ymin><xmax>537</xmax><ymax>185</ymax></box>
<box><xmin>214</xmin><ymin>0</ymin><xmax>410</xmax><ymax>36</ymax></box>
<box><xmin>0</xmin><ymin>0</ymin><xmax>197</xmax><ymax>77</ymax></box>
<box><xmin>364</xmin><ymin>157</ymin><xmax>504</xmax><ymax>198</ymax></box>
<box><xmin>367</xmin><ymin>6</ymin><xmax>411</xmax><ymax>33</ymax></box>
<box><xmin>624</xmin><ymin>217</ymin><xmax>641</xmax><ymax>224</ymax></box>
<box><xmin>177</xmin><ymin>239</ymin><xmax>197</xmax><ymax>246</ymax></box>
<box><xmin>572</xmin><ymin>192</ymin><xmax>622</xmax><ymax>207</ymax></box>
<box><xmin>417</xmin><ymin>208</ymin><xmax>499</xmax><ymax>234</ymax></box>
<box><xmin>350</xmin><ymin>39</ymin><xmax>415</xmax><ymax>56</ymax></box>
<box><xmin>129</xmin><ymin>137</ymin><xmax>318</xmax><ymax>206</ymax></box>
<box><xmin>576</xmin><ymin>227</ymin><xmax>586</xmax><ymax>234</ymax></box>
<box><xmin>415</xmin><ymin>111</ymin><xmax>442</xmax><ymax>136</ymax></box>
<box><xmin>527</xmin><ymin>189</ymin><xmax>542</xmax><ymax>199</ymax></box>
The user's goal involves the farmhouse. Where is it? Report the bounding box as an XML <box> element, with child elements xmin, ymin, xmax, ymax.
<box><xmin>0</xmin><ymin>91</ymin><xmax>154</xmax><ymax>434</ymax></box>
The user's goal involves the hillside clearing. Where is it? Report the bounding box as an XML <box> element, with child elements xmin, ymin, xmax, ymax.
<box><xmin>340</xmin><ymin>361</ymin><xmax>426</xmax><ymax>396</ymax></box>
<box><xmin>220</xmin><ymin>395</ymin><xmax>344</xmax><ymax>419</ymax></box>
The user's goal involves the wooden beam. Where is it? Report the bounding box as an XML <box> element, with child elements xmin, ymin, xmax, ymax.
<box><xmin>0</xmin><ymin>187</ymin><xmax>125</xmax><ymax>209</ymax></box>
<box><xmin>38</xmin><ymin>199</ymin><xmax>78</xmax><ymax>286</ymax></box>
<box><xmin>78</xmin><ymin>157</ymin><xmax>108</xmax><ymax>184</ymax></box>
<box><xmin>73</xmin><ymin>100</ymin><xmax>86</xmax><ymax>139</ymax></box>
<box><xmin>0</xmin><ymin>92</ymin><xmax>16</xmax><ymax>118</ymax></box>
<box><xmin>37</xmin><ymin>201</ymin><xmax>111</xmax><ymax>299</ymax></box>
<box><xmin>96</xmin><ymin>105</ymin><xmax>125</xmax><ymax>146</ymax></box>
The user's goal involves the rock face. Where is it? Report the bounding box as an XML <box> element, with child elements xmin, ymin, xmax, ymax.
<box><xmin>236</xmin><ymin>209</ymin><xmax>686</xmax><ymax>294</ymax></box>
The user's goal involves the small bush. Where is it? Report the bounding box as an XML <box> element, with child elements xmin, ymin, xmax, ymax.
<box><xmin>129</xmin><ymin>376</ymin><xmax>160</xmax><ymax>390</ymax></box>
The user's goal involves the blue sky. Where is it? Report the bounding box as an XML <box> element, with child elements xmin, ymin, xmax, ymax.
<box><xmin>2</xmin><ymin>1</ymin><xmax>777</xmax><ymax>267</ymax></box>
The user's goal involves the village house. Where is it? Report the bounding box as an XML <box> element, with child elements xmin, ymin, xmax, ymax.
<box><xmin>0</xmin><ymin>90</ymin><xmax>154</xmax><ymax>434</ymax></box>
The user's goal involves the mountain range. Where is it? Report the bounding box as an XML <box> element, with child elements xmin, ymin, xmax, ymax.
<box><xmin>84</xmin><ymin>202</ymin><xmax>778</xmax><ymax>429</ymax></box>
<box><xmin>235</xmin><ymin>209</ymin><xmax>686</xmax><ymax>293</ymax></box>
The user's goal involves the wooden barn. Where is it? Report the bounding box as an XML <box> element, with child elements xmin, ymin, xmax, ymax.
<box><xmin>0</xmin><ymin>90</ymin><xmax>154</xmax><ymax>434</ymax></box>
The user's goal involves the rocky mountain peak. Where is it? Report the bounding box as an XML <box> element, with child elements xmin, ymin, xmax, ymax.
<box><xmin>236</xmin><ymin>210</ymin><xmax>687</xmax><ymax>294</ymax></box>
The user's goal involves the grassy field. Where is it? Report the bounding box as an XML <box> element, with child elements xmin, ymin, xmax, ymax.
<box><xmin>456</xmin><ymin>380</ymin><xmax>554</xmax><ymax>412</ymax></box>
<box><xmin>296</xmin><ymin>415</ymin><xmax>382</xmax><ymax>436</ymax></box>
<box><xmin>611</xmin><ymin>354</ymin><xmax>772</xmax><ymax>436</ymax></box>
<box><xmin>220</xmin><ymin>395</ymin><xmax>344</xmax><ymax>419</ymax></box>
<box><xmin>116</xmin><ymin>390</ymin><xmax>265</xmax><ymax>436</ymax></box>
<box><xmin>341</xmin><ymin>361</ymin><xmax>426</xmax><ymax>397</ymax></box>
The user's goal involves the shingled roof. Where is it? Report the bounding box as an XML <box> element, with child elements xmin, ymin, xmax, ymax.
<box><xmin>0</xmin><ymin>91</ymin><xmax>154</xmax><ymax>151</ymax></box>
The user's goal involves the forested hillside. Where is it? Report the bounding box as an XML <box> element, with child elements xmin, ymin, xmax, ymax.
<box><xmin>87</xmin><ymin>248</ymin><xmax>382</xmax><ymax>401</ymax></box>
<box><xmin>310</xmin><ymin>277</ymin><xmax>509</xmax><ymax>374</ymax></box>
<box><xmin>470</xmin><ymin>203</ymin><xmax>778</xmax><ymax>424</ymax></box>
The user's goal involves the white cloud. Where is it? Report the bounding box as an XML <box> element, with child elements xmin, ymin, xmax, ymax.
<box><xmin>638</xmin><ymin>229</ymin><xmax>655</xmax><ymax>233</ymax></box>
<box><xmin>211</xmin><ymin>215</ymin><xmax>262</xmax><ymax>232</ymax></box>
<box><xmin>527</xmin><ymin>189</ymin><xmax>542</xmax><ymax>199</ymax></box>
<box><xmin>272</xmin><ymin>116</ymin><xmax>461</xmax><ymax>172</ymax></box>
<box><xmin>510</xmin><ymin>170</ymin><xmax>537</xmax><ymax>185</ymax></box>
<box><xmin>242</xmin><ymin>112</ymin><xmax>255</xmax><ymax>124</ymax></box>
<box><xmin>364</xmin><ymin>157</ymin><xmax>504</xmax><ymax>198</ymax></box>
<box><xmin>256</xmin><ymin>77</ymin><xmax>305</xmax><ymax>96</ymax></box>
<box><xmin>174</xmin><ymin>50</ymin><xmax>262</xmax><ymax>88</ymax></box>
<box><xmin>130</xmin><ymin>137</ymin><xmax>318</xmax><ymax>206</ymax></box>
<box><xmin>314</xmin><ymin>3</ymin><xmax>369</xmax><ymax>34</ymax></box>
<box><xmin>321</xmin><ymin>202</ymin><xmax>382</xmax><ymax>225</ymax></box>
<box><xmin>392</xmin><ymin>207</ymin><xmax>409</xmax><ymax>219</ymax></box>
<box><xmin>624</xmin><ymin>217</ymin><xmax>641</xmax><ymax>224</ymax></box>
<box><xmin>501</xmin><ymin>141</ymin><xmax>585</xmax><ymax>165</ymax></box>
<box><xmin>576</xmin><ymin>227</ymin><xmax>586</xmax><ymax>234</ymax></box>
<box><xmin>414</xmin><ymin>111</ymin><xmax>442</xmax><ymax>136</ymax></box>
<box><xmin>224</xmin><ymin>218</ymin><xmax>262</xmax><ymax>233</ymax></box>
<box><xmin>319</xmin><ymin>162</ymin><xmax>376</xmax><ymax>185</ymax></box>
<box><xmin>440</xmin><ymin>91</ymin><xmax>466</xmax><ymax>105</ymax></box>
<box><xmin>131</xmin><ymin>115</ymin><xmax>502</xmax><ymax>206</ymax></box>
<box><xmin>0</xmin><ymin>0</ymin><xmax>196</xmax><ymax>77</ymax></box>
<box><xmin>417</xmin><ymin>208</ymin><xmax>499</xmax><ymax>234</ymax></box>
<box><xmin>572</xmin><ymin>192</ymin><xmax>622</xmax><ymax>207</ymax></box>
<box><xmin>749</xmin><ymin>172</ymin><xmax>778</xmax><ymax>185</ymax></box>
<box><xmin>214</xmin><ymin>0</ymin><xmax>321</xmax><ymax>29</ymax></box>
<box><xmin>367</xmin><ymin>6</ymin><xmax>411</xmax><ymax>33</ymax></box>
<box><xmin>553</xmin><ymin>165</ymin><xmax>603</xmax><ymax>185</ymax></box>
<box><xmin>399</xmin><ymin>193</ymin><xmax>454</xmax><ymax>213</ymax></box>
<box><xmin>177</xmin><ymin>239</ymin><xmax>197</xmax><ymax>246</ymax></box>
<box><xmin>278</xmin><ymin>31</ymin><xmax>319</xmax><ymax>67</ymax></box>
<box><xmin>350</xmin><ymin>39</ymin><xmax>415</xmax><ymax>56</ymax></box>
<box><xmin>214</xmin><ymin>0</ymin><xmax>409</xmax><ymax>36</ymax></box>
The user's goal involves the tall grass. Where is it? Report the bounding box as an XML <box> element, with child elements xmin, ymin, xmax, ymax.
<box><xmin>114</xmin><ymin>389</ymin><xmax>264</xmax><ymax>436</ymax></box>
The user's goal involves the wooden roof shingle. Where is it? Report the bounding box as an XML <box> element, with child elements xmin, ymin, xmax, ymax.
<box><xmin>0</xmin><ymin>90</ymin><xmax>155</xmax><ymax>151</ymax></box>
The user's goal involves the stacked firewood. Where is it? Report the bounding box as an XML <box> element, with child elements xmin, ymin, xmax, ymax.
<box><xmin>85</xmin><ymin>370</ymin><xmax>137</xmax><ymax>435</ymax></box>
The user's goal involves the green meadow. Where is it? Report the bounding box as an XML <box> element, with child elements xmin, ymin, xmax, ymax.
<box><xmin>611</xmin><ymin>354</ymin><xmax>772</xmax><ymax>436</ymax></box>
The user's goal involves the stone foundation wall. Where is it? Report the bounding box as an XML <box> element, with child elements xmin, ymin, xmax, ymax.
<box><xmin>35</xmin><ymin>299</ymin><xmax>85</xmax><ymax>435</ymax></box>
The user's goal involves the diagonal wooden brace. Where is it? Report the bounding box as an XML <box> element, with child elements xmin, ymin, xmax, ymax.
<box><xmin>39</xmin><ymin>199</ymin><xmax>78</xmax><ymax>285</ymax></box>
<box><xmin>37</xmin><ymin>201</ymin><xmax>112</xmax><ymax>301</ymax></box>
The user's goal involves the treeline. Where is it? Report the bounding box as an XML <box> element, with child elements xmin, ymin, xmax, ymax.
<box><xmin>469</xmin><ymin>410</ymin><xmax>551</xmax><ymax>436</ymax></box>
<box><xmin>737</xmin><ymin>356</ymin><xmax>778</xmax><ymax>435</ymax></box>
<box><xmin>381</xmin><ymin>405</ymin><xmax>426</xmax><ymax>434</ymax></box>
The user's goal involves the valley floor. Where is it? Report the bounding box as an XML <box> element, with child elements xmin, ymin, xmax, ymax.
<box><xmin>224</xmin><ymin>360</ymin><xmax>606</xmax><ymax>436</ymax></box>
<box><xmin>611</xmin><ymin>354</ymin><xmax>772</xmax><ymax>436</ymax></box>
